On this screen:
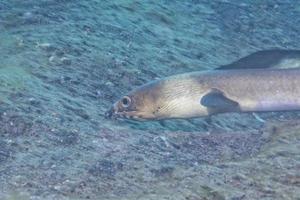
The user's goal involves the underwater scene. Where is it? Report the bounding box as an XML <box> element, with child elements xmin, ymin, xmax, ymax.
<box><xmin>0</xmin><ymin>0</ymin><xmax>300</xmax><ymax>199</ymax></box>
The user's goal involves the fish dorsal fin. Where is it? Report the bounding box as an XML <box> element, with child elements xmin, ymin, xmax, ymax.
<box><xmin>200</xmin><ymin>88</ymin><xmax>240</xmax><ymax>114</ymax></box>
<box><xmin>216</xmin><ymin>49</ymin><xmax>300</xmax><ymax>70</ymax></box>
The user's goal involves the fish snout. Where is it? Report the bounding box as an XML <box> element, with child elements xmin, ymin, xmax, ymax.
<box><xmin>105</xmin><ymin>102</ymin><xmax>127</xmax><ymax>119</ymax></box>
<box><xmin>105</xmin><ymin>104</ymin><xmax>139</xmax><ymax>120</ymax></box>
<box><xmin>105</xmin><ymin>105</ymin><xmax>118</xmax><ymax>119</ymax></box>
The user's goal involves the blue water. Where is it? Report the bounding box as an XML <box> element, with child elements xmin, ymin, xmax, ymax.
<box><xmin>0</xmin><ymin>1</ymin><xmax>300</xmax><ymax>199</ymax></box>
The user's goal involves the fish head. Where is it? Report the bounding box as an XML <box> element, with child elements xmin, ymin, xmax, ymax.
<box><xmin>105</xmin><ymin>80</ymin><xmax>163</xmax><ymax>121</ymax></box>
<box><xmin>105</xmin><ymin>72</ymin><xmax>224</xmax><ymax>121</ymax></box>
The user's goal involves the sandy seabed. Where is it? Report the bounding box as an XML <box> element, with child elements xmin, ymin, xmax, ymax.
<box><xmin>0</xmin><ymin>1</ymin><xmax>299</xmax><ymax>199</ymax></box>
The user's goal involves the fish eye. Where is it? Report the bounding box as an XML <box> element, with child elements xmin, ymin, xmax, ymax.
<box><xmin>121</xmin><ymin>96</ymin><xmax>131</xmax><ymax>108</ymax></box>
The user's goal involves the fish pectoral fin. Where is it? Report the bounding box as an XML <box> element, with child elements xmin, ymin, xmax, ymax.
<box><xmin>200</xmin><ymin>89</ymin><xmax>240</xmax><ymax>114</ymax></box>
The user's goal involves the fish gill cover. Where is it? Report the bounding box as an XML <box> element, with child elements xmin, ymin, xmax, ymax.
<box><xmin>0</xmin><ymin>1</ymin><xmax>299</xmax><ymax>200</ymax></box>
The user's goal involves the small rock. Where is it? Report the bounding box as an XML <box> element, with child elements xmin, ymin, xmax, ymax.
<box><xmin>37</xmin><ymin>42</ymin><xmax>56</xmax><ymax>52</ymax></box>
<box><xmin>61</xmin><ymin>57</ymin><xmax>72</xmax><ymax>65</ymax></box>
<box><xmin>49</xmin><ymin>55</ymin><xmax>56</xmax><ymax>63</ymax></box>
<box><xmin>28</xmin><ymin>98</ymin><xmax>41</xmax><ymax>107</ymax></box>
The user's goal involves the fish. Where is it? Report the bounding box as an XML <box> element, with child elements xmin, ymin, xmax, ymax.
<box><xmin>106</xmin><ymin>49</ymin><xmax>300</xmax><ymax>121</ymax></box>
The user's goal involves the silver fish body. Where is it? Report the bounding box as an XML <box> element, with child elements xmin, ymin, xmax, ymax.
<box><xmin>106</xmin><ymin>68</ymin><xmax>300</xmax><ymax>120</ymax></box>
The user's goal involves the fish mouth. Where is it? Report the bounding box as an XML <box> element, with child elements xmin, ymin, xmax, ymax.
<box><xmin>105</xmin><ymin>107</ymin><xmax>142</xmax><ymax>121</ymax></box>
<box><xmin>104</xmin><ymin>107</ymin><xmax>116</xmax><ymax>119</ymax></box>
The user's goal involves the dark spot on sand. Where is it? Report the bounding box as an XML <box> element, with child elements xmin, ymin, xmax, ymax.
<box><xmin>88</xmin><ymin>160</ymin><xmax>124</xmax><ymax>178</ymax></box>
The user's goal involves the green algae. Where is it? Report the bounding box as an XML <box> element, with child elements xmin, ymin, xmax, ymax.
<box><xmin>0</xmin><ymin>66</ymin><xmax>30</xmax><ymax>90</ymax></box>
<box><xmin>0</xmin><ymin>66</ymin><xmax>33</xmax><ymax>103</ymax></box>
<box><xmin>0</xmin><ymin>33</ymin><xmax>37</xmax><ymax>102</ymax></box>
<box><xmin>3</xmin><ymin>191</ymin><xmax>30</xmax><ymax>200</ymax></box>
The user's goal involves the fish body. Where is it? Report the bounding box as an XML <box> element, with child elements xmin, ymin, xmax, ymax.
<box><xmin>106</xmin><ymin>49</ymin><xmax>300</xmax><ymax>121</ymax></box>
<box><xmin>106</xmin><ymin>68</ymin><xmax>300</xmax><ymax>120</ymax></box>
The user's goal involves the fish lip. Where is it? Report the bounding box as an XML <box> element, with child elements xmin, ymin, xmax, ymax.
<box><xmin>104</xmin><ymin>107</ymin><xmax>132</xmax><ymax>120</ymax></box>
<box><xmin>105</xmin><ymin>107</ymin><xmax>143</xmax><ymax>121</ymax></box>
<box><xmin>116</xmin><ymin>111</ymin><xmax>139</xmax><ymax>120</ymax></box>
